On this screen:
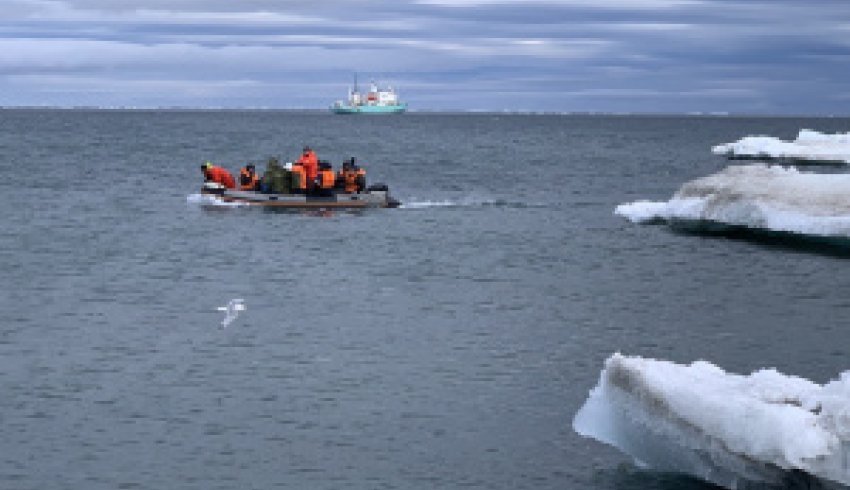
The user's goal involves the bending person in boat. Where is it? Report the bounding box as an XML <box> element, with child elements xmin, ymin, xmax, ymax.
<box><xmin>202</xmin><ymin>161</ymin><xmax>236</xmax><ymax>189</ymax></box>
<box><xmin>290</xmin><ymin>161</ymin><xmax>307</xmax><ymax>195</ymax></box>
<box><xmin>239</xmin><ymin>164</ymin><xmax>260</xmax><ymax>191</ymax></box>
<box><xmin>316</xmin><ymin>161</ymin><xmax>336</xmax><ymax>196</ymax></box>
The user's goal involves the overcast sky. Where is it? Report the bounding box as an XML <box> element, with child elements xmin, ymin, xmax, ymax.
<box><xmin>1</xmin><ymin>0</ymin><xmax>848</xmax><ymax>113</ymax></box>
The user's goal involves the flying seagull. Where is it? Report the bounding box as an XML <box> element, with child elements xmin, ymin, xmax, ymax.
<box><xmin>216</xmin><ymin>298</ymin><xmax>246</xmax><ymax>328</ymax></box>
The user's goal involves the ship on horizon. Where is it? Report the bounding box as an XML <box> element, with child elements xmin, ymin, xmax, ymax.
<box><xmin>330</xmin><ymin>76</ymin><xmax>407</xmax><ymax>114</ymax></box>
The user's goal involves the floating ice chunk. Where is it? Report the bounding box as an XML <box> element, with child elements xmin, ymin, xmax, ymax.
<box><xmin>216</xmin><ymin>298</ymin><xmax>245</xmax><ymax>328</ymax></box>
<box><xmin>573</xmin><ymin>354</ymin><xmax>850</xmax><ymax>489</ymax></box>
<box><xmin>713</xmin><ymin>129</ymin><xmax>850</xmax><ymax>165</ymax></box>
<box><xmin>615</xmin><ymin>198</ymin><xmax>703</xmax><ymax>224</ymax></box>
<box><xmin>615</xmin><ymin>165</ymin><xmax>850</xmax><ymax>239</ymax></box>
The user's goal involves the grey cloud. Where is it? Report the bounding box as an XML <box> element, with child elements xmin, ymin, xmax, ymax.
<box><xmin>0</xmin><ymin>0</ymin><xmax>848</xmax><ymax>112</ymax></box>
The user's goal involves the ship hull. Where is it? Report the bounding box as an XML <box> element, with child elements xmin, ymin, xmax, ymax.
<box><xmin>330</xmin><ymin>103</ymin><xmax>407</xmax><ymax>114</ymax></box>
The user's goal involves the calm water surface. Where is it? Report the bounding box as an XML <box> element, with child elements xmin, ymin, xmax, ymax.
<box><xmin>1</xmin><ymin>110</ymin><xmax>849</xmax><ymax>489</ymax></box>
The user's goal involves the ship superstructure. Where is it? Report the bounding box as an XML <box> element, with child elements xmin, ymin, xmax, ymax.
<box><xmin>331</xmin><ymin>76</ymin><xmax>407</xmax><ymax>114</ymax></box>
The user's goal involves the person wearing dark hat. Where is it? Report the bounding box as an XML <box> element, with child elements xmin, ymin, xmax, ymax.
<box><xmin>335</xmin><ymin>158</ymin><xmax>351</xmax><ymax>190</ymax></box>
<box><xmin>340</xmin><ymin>157</ymin><xmax>362</xmax><ymax>193</ymax></box>
<box><xmin>238</xmin><ymin>163</ymin><xmax>259</xmax><ymax>191</ymax></box>
<box><xmin>352</xmin><ymin>157</ymin><xmax>367</xmax><ymax>192</ymax></box>
<box><xmin>295</xmin><ymin>146</ymin><xmax>318</xmax><ymax>192</ymax></box>
<box><xmin>201</xmin><ymin>161</ymin><xmax>236</xmax><ymax>189</ymax></box>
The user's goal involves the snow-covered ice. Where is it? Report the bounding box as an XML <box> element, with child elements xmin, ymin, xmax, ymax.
<box><xmin>615</xmin><ymin>165</ymin><xmax>850</xmax><ymax>239</ymax></box>
<box><xmin>713</xmin><ymin>129</ymin><xmax>850</xmax><ymax>165</ymax></box>
<box><xmin>573</xmin><ymin>354</ymin><xmax>850</xmax><ymax>489</ymax></box>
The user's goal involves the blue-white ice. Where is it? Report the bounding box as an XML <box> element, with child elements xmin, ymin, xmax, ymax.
<box><xmin>713</xmin><ymin>129</ymin><xmax>850</xmax><ymax>164</ymax></box>
<box><xmin>616</xmin><ymin>165</ymin><xmax>850</xmax><ymax>239</ymax></box>
<box><xmin>573</xmin><ymin>354</ymin><xmax>850</xmax><ymax>489</ymax></box>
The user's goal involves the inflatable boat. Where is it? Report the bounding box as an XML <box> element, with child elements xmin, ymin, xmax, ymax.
<box><xmin>200</xmin><ymin>182</ymin><xmax>401</xmax><ymax>209</ymax></box>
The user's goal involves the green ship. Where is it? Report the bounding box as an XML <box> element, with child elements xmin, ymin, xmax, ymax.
<box><xmin>330</xmin><ymin>77</ymin><xmax>407</xmax><ymax>114</ymax></box>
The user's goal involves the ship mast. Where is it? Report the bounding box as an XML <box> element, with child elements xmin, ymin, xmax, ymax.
<box><xmin>348</xmin><ymin>73</ymin><xmax>360</xmax><ymax>106</ymax></box>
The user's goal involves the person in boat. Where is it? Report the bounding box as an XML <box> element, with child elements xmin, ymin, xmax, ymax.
<box><xmin>296</xmin><ymin>146</ymin><xmax>318</xmax><ymax>193</ymax></box>
<box><xmin>202</xmin><ymin>161</ymin><xmax>236</xmax><ymax>189</ymax></box>
<box><xmin>339</xmin><ymin>158</ymin><xmax>361</xmax><ymax>194</ymax></box>
<box><xmin>335</xmin><ymin>159</ymin><xmax>350</xmax><ymax>190</ymax></box>
<box><xmin>316</xmin><ymin>161</ymin><xmax>336</xmax><ymax>196</ymax></box>
<box><xmin>239</xmin><ymin>164</ymin><xmax>260</xmax><ymax>191</ymax></box>
<box><xmin>290</xmin><ymin>160</ymin><xmax>307</xmax><ymax>195</ymax></box>
<box><xmin>352</xmin><ymin>157</ymin><xmax>367</xmax><ymax>192</ymax></box>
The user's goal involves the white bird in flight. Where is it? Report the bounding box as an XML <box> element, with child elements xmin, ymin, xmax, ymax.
<box><xmin>216</xmin><ymin>298</ymin><xmax>246</xmax><ymax>328</ymax></box>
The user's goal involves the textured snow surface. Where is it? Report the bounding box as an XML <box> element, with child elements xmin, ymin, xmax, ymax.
<box><xmin>615</xmin><ymin>165</ymin><xmax>850</xmax><ymax>238</ymax></box>
<box><xmin>574</xmin><ymin>354</ymin><xmax>850</xmax><ymax>489</ymax></box>
<box><xmin>713</xmin><ymin>129</ymin><xmax>850</xmax><ymax>164</ymax></box>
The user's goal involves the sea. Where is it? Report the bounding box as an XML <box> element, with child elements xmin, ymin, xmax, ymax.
<box><xmin>1</xmin><ymin>109</ymin><xmax>848</xmax><ymax>490</ymax></box>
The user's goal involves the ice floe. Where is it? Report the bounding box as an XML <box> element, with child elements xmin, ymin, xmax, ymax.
<box><xmin>615</xmin><ymin>165</ymin><xmax>850</xmax><ymax>239</ymax></box>
<box><xmin>713</xmin><ymin>129</ymin><xmax>850</xmax><ymax>165</ymax></box>
<box><xmin>573</xmin><ymin>353</ymin><xmax>850</xmax><ymax>489</ymax></box>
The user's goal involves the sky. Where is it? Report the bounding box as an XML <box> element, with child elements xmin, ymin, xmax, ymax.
<box><xmin>0</xmin><ymin>0</ymin><xmax>848</xmax><ymax>114</ymax></box>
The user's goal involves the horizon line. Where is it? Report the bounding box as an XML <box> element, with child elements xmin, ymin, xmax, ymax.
<box><xmin>0</xmin><ymin>105</ymin><xmax>848</xmax><ymax>118</ymax></box>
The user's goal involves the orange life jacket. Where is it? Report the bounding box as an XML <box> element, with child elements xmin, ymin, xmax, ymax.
<box><xmin>297</xmin><ymin>151</ymin><xmax>318</xmax><ymax>181</ymax></box>
<box><xmin>291</xmin><ymin>164</ymin><xmax>306</xmax><ymax>190</ymax></box>
<box><xmin>239</xmin><ymin>167</ymin><xmax>259</xmax><ymax>190</ymax></box>
<box><xmin>319</xmin><ymin>169</ymin><xmax>335</xmax><ymax>189</ymax></box>
<box><xmin>342</xmin><ymin>169</ymin><xmax>359</xmax><ymax>193</ymax></box>
<box><xmin>355</xmin><ymin>168</ymin><xmax>366</xmax><ymax>191</ymax></box>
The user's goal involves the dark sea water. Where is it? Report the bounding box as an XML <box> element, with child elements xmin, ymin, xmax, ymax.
<box><xmin>1</xmin><ymin>109</ymin><xmax>849</xmax><ymax>490</ymax></box>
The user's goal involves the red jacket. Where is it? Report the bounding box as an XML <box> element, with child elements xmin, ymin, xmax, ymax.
<box><xmin>205</xmin><ymin>166</ymin><xmax>236</xmax><ymax>189</ymax></box>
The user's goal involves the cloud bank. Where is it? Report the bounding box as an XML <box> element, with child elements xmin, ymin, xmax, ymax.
<box><xmin>0</xmin><ymin>0</ymin><xmax>848</xmax><ymax>112</ymax></box>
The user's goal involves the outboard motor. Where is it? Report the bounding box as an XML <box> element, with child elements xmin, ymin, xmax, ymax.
<box><xmin>366</xmin><ymin>183</ymin><xmax>389</xmax><ymax>192</ymax></box>
<box><xmin>366</xmin><ymin>183</ymin><xmax>401</xmax><ymax>208</ymax></box>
